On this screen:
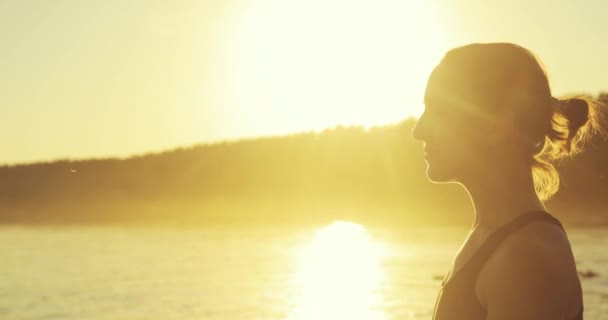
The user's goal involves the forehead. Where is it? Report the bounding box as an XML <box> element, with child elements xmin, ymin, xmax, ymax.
<box><xmin>423</xmin><ymin>64</ymin><xmax>495</xmax><ymax>112</ymax></box>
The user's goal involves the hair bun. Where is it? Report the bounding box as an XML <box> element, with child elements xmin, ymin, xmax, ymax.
<box><xmin>559</xmin><ymin>97</ymin><xmax>589</xmax><ymax>131</ymax></box>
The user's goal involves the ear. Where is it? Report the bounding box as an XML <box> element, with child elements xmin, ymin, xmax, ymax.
<box><xmin>492</xmin><ymin>107</ymin><xmax>517</xmax><ymax>144</ymax></box>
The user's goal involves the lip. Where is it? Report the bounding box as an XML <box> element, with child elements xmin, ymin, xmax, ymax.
<box><xmin>423</xmin><ymin>146</ymin><xmax>433</xmax><ymax>158</ymax></box>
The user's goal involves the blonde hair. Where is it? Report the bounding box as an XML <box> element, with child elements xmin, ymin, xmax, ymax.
<box><xmin>532</xmin><ymin>96</ymin><xmax>606</xmax><ymax>200</ymax></box>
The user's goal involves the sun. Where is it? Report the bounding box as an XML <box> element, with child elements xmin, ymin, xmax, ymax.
<box><xmin>228</xmin><ymin>0</ymin><xmax>445</xmax><ymax>135</ymax></box>
<box><xmin>289</xmin><ymin>221</ymin><xmax>389</xmax><ymax>320</ymax></box>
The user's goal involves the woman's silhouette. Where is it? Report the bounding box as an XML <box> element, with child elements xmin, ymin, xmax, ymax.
<box><xmin>412</xmin><ymin>43</ymin><xmax>606</xmax><ymax>320</ymax></box>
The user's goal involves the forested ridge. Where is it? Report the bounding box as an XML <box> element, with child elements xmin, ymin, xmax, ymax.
<box><xmin>1</xmin><ymin>94</ymin><xmax>606</xmax><ymax>227</ymax></box>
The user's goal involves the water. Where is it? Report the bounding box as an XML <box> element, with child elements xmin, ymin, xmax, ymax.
<box><xmin>1</xmin><ymin>223</ymin><xmax>607</xmax><ymax>320</ymax></box>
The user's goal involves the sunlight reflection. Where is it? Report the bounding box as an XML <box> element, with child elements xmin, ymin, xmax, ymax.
<box><xmin>288</xmin><ymin>221</ymin><xmax>389</xmax><ymax>320</ymax></box>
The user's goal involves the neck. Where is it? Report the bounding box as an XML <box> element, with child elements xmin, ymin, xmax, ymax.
<box><xmin>461</xmin><ymin>158</ymin><xmax>547</xmax><ymax>232</ymax></box>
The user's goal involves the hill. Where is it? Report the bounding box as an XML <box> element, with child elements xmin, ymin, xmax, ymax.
<box><xmin>1</xmin><ymin>95</ymin><xmax>607</xmax><ymax>227</ymax></box>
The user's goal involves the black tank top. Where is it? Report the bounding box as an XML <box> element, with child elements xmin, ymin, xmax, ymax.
<box><xmin>432</xmin><ymin>211</ymin><xmax>584</xmax><ymax>320</ymax></box>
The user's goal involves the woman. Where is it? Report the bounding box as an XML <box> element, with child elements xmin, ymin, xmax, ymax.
<box><xmin>411</xmin><ymin>43</ymin><xmax>606</xmax><ymax>320</ymax></box>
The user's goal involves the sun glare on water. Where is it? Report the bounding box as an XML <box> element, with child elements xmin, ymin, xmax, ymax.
<box><xmin>288</xmin><ymin>221</ymin><xmax>389</xmax><ymax>320</ymax></box>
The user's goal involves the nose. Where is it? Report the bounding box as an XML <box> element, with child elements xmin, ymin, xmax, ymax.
<box><xmin>411</xmin><ymin>113</ymin><xmax>428</xmax><ymax>142</ymax></box>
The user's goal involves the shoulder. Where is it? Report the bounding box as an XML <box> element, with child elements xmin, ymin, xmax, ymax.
<box><xmin>476</xmin><ymin>220</ymin><xmax>582</xmax><ymax>320</ymax></box>
<box><xmin>497</xmin><ymin>219</ymin><xmax>573</xmax><ymax>265</ymax></box>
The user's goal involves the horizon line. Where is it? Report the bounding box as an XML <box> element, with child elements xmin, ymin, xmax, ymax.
<box><xmin>1</xmin><ymin>117</ymin><xmax>418</xmax><ymax>167</ymax></box>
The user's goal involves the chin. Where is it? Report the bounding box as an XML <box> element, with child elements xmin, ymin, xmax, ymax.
<box><xmin>425</xmin><ymin>163</ymin><xmax>457</xmax><ymax>184</ymax></box>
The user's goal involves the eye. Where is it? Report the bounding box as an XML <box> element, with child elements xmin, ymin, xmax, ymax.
<box><xmin>424</xmin><ymin>107</ymin><xmax>446</xmax><ymax>119</ymax></box>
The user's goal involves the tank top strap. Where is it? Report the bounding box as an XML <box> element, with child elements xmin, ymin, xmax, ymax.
<box><xmin>464</xmin><ymin>210</ymin><xmax>565</xmax><ymax>279</ymax></box>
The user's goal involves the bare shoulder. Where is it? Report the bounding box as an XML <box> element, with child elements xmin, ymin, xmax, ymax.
<box><xmin>476</xmin><ymin>220</ymin><xmax>582</xmax><ymax>320</ymax></box>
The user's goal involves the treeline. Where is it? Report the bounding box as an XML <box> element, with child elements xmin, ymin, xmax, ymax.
<box><xmin>0</xmin><ymin>94</ymin><xmax>606</xmax><ymax>227</ymax></box>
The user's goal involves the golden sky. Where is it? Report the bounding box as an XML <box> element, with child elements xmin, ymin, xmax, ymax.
<box><xmin>1</xmin><ymin>0</ymin><xmax>606</xmax><ymax>164</ymax></box>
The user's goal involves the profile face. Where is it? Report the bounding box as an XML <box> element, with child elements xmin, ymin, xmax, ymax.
<box><xmin>411</xmin><ymin>65</ymin><xmax>495</xmax><ymax>184</ymax></box>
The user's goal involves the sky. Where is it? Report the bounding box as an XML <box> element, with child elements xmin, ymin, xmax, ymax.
<box><xmin>1</xmin><ymin>0</ymin><xmax>607</xmax><ymax>165</ymax></box>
